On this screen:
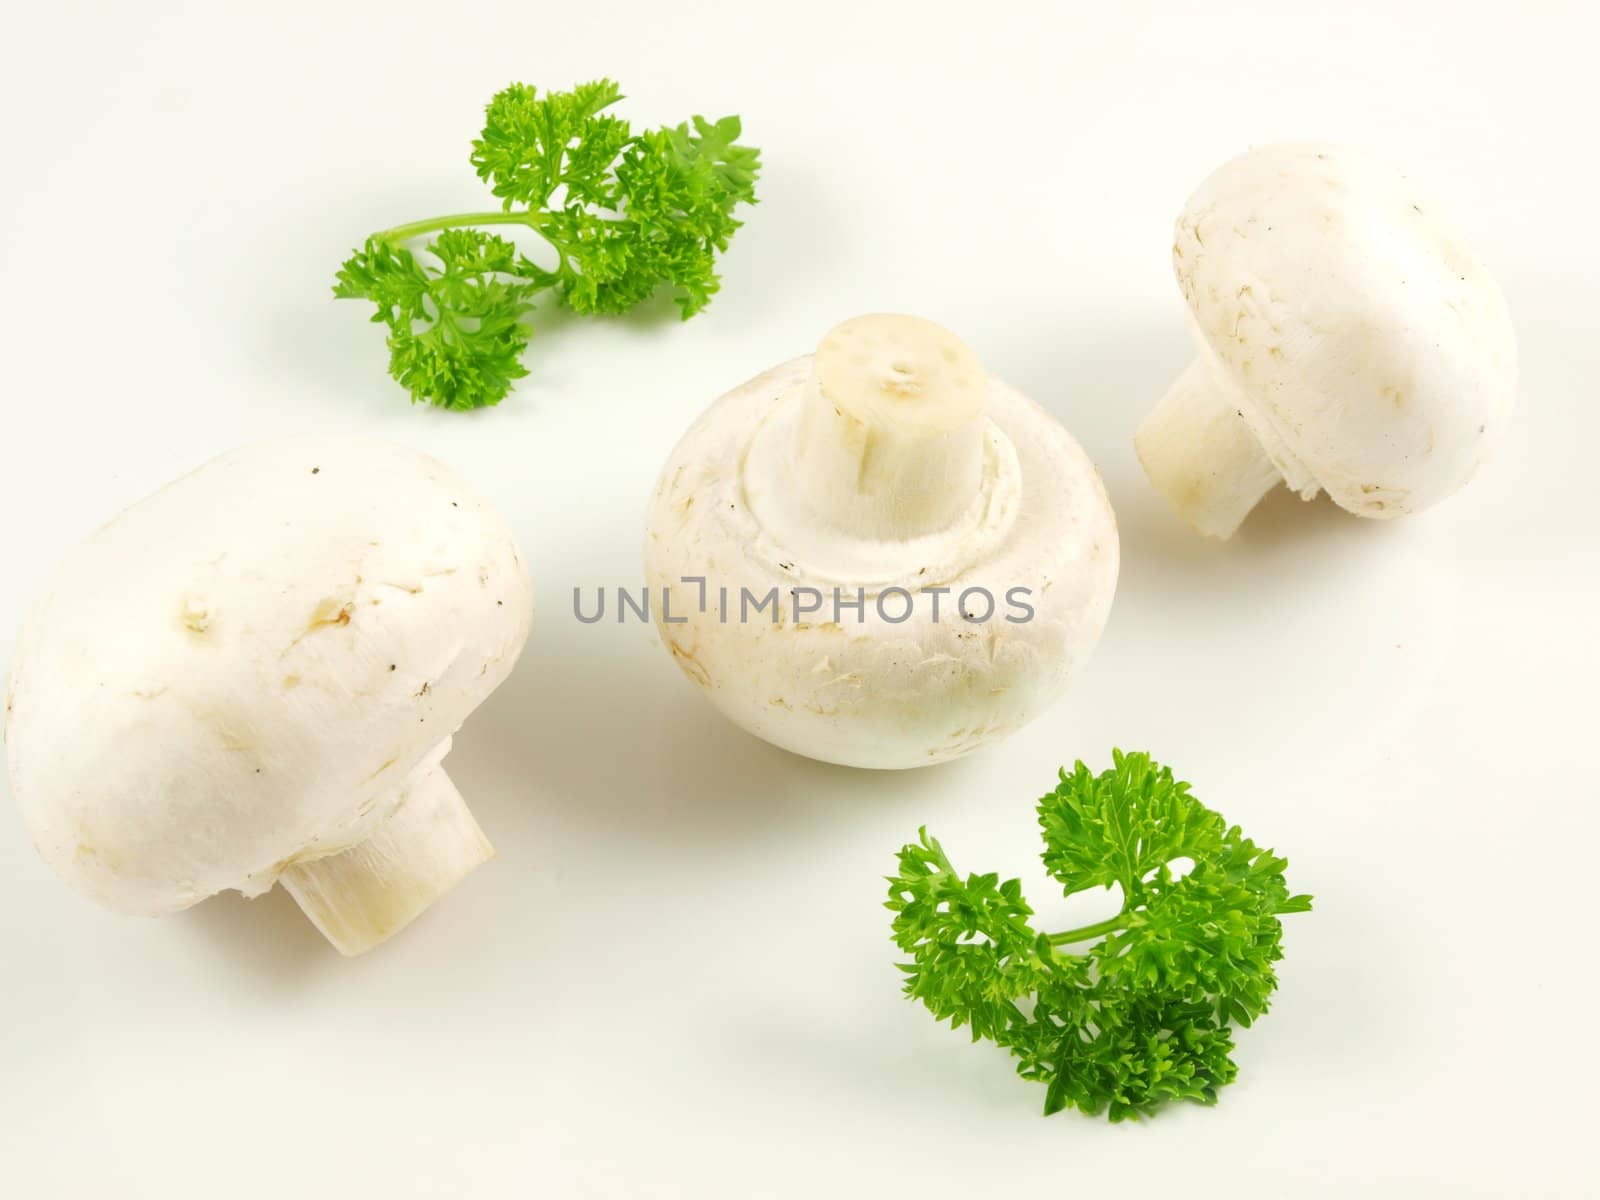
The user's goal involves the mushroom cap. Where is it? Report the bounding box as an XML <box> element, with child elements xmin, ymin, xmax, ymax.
<box><xmin>644</xmin><ymin>358</ymin><xmax>1118</xmax><ymax>769</ymax></box>
<box><xmin>1174</xmin><ymin>142</ymin><xmax>1517</xmax><ymax>516</ymax></box>
<box><xmin>4</xmin><ymin>437</ymin><xmax>533</xmax><ymax>916</ymax></box>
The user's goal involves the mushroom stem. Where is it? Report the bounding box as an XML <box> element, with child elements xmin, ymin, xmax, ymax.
<box><xmin>280</xmin><ymin>758</ymin><xmax>493</xmax><ymax>956</ymax></box>
<box><xmin>791</xmin><ymin>314</ymin><xmax>988</xmax><ymax>540</ymax></box>
<box><xmin>1134</xmin><ymin>358</ymin><xmax>1283</xmax><ymax>539</ymax></box>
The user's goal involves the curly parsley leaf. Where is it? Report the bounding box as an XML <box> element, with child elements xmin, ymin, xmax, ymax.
<box><xmin>889</xmin><ymin>830</ymin><xmax>1054</xmax><ymax>1042</ymax></box>
<box><xmin>887</xmin><ymin>751</ymin><xmax>1311</xmax><ymax>1121</ymax></box>
<box><xmin>335</xmin><ymin>80</ymin><xmax>760</xmax><ymax>410</ymax></box>
<box><xmin>334</xmin><ymin>230</ymin><xmax>539</xmax><ymax>412</ymax></box>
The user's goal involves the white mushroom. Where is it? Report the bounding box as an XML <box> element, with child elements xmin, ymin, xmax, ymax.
<box><xmin>3</xmin><ymin>437</ymin><xmax>533</xmax><ymax>955</ymax></box>
<box><xmin>644</xmin><ymin>314</ymin><xmax>1118</xmax><ymax>769</ymax></box>
<box><xmin>1135</xmin><ymin>142</ymin><xmax>1517</xmax><ymax>538</ymax></box>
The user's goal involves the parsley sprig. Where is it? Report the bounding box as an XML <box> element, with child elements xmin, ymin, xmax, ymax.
<box><xmin>888</xmin><ymin>751</ymin><xmax>1311</xmax><ymax>1121</ymax></box>
<box><xmin>335</xmin><ymin>80</ymin><xmax>760</xmax><ymax>410</ymax></box>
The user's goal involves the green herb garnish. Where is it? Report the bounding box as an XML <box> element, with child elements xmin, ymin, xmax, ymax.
<box><xmin>336</xmin><ymin>79</ymin><xmax>760</xmax><ymax>410</ymax></box>
<box><xmin>888</xmin><ymin>751</ymin><xmax>1311</xmax><ymax>1121</ymax></box>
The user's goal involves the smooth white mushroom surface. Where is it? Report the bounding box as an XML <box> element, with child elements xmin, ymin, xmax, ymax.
<box><xmin>3</xmin><ymin>436</ymin><xmax>533</xmax><ymax>955</ymax></box>
<box><xmin>1136</xmin><ymin>142</ymin><xmax>1518</xmax><ymax>539</ymax></box>
<box><xmin>645</xmin><ymin>314</ymin><xmax>1118</xmax><ymax>769</ymax></box>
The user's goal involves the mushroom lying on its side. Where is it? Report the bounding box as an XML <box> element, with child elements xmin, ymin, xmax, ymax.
<box><xmin>1136</xmin><ymin>143</ymin><xmax>1517</xmax><ymax>539</ymax></box>
<box><xmin>645</xmin><ymin>314</ymin><xmax>1118</xmax><ymax>769</ymax></box>
<box><xmin>3</xmin><ymin>437</ymin><xmax>533</xmax><ymax>955</ymax></box>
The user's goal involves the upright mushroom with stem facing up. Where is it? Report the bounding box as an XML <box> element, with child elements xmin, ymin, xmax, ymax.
<box><xmin>1135</xmin><ymin>143</ymin><xmax>1517</xmax><ymax>539</ymax></box>
<box><xmin>3</xmin><ymin>437</ymin><xmax>533</xmax><ymax>955</ymax></box>
<box><xmin>645</xmin><ymin>314</ymin><xmax>1118</xmax><ymax>769</ymax></box>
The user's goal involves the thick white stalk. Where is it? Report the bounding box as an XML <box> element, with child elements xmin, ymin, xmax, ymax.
<box><xmin>1134</xmin><ymin>358</ymin><xmax>1283</xmax><ymax>539</ymax></box>
<box><xmin>791</xmin><ymin>315</ymin><xmax>987</xmax><ymax>540</ymax></box>
<box><xmin>281</xmin><ymin>754</ymin><xmax>492</xmax><ymax>956</ymax></box>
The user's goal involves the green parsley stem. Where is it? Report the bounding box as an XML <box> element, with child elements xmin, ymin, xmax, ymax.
<box><xmin>1046</xmin><ymin>914</ymin><xmax>1128</xmax><ymax>946</ymax></box>
<box><xmin>375</xmin><ymin>210</ymin><xmax>549</xmax><ymax>243</ymax></box>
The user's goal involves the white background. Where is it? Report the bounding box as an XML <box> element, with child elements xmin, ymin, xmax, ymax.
<box><xmin>1</xmin><ymin>1</ymin><xmax>1595</xmax><ymax>1195</ymax></box>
